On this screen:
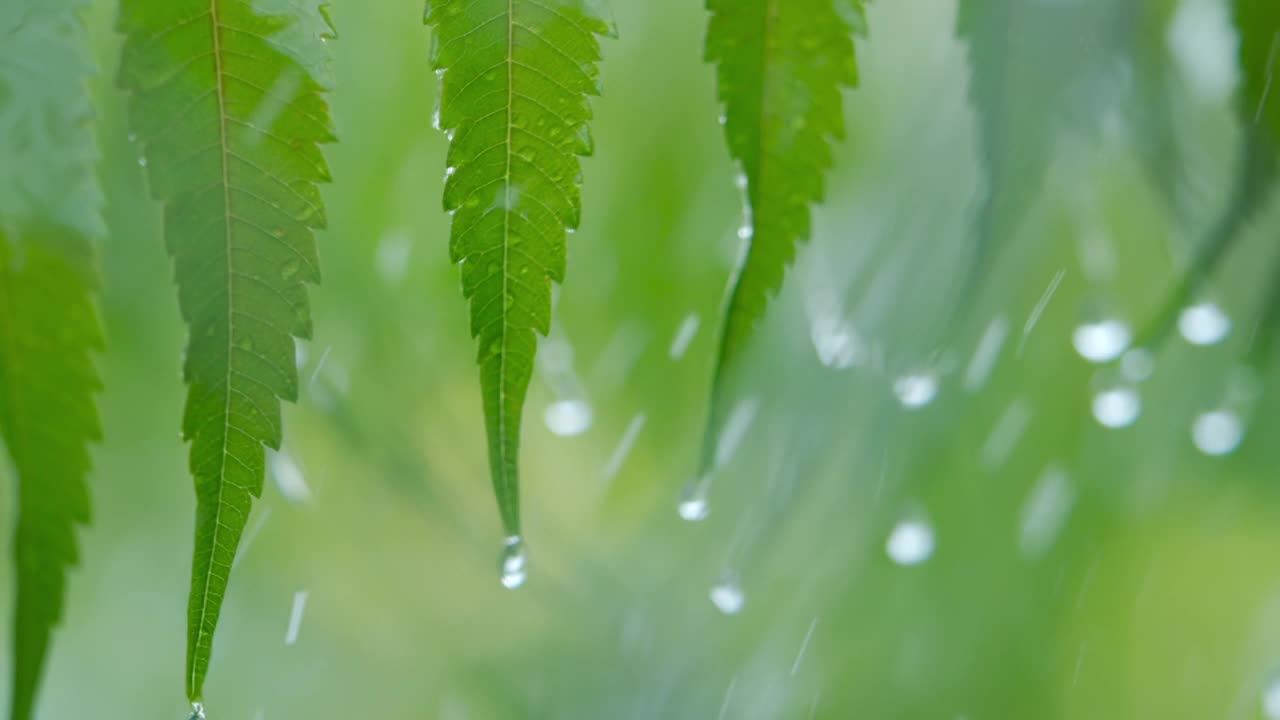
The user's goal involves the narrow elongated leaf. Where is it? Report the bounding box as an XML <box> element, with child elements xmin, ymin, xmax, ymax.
<box><xmin>425</xmin><ymin>0</ymin><xmax>609</xmax><ymax>537</ymax></box>
<box><xmin>1233</xmin><ymin>0</ymin><xmax>1280</xmax><ymax>363</ymax></box>
<box><xmin>1138</xmin><ymin>0</ymin><xmax>1279</xmax><ymax>351</ymax></box>
<box><xmin>0</xmin><ymin>2</ymin><xmax>104</xmax><ymax>719</ymax></box>
<box><xmin>697</xmin><ymin>0</ymin><xmax>864</xmax><ymax>479</ymax></box>
<box><xmin>117</xmin><ymin>0</ymin><xmax>334</xmax><ymax>701</ymax></box>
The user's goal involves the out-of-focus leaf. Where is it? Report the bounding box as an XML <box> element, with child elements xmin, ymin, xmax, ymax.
<box><xmin>697</xmin><ymin>0</ymin><xmax>865</xmax><ymax>480</ymax></box>
<box><xmin>424</xmin><ymin>0</ymin><xmax>610</xmax><ymax>539</ymax></box>
<box><xmin>956</xmin><ymin>0</ymin><xmax>1124</xmax><ymax>304</ymax></box>
<box><xmin>117</xmin><ymin>0</ymin><xmax>334</xmax><ymax>702</ymax></box>
<box><xmin>0</xmin><ymin>2</ymin><xmax>104</xmax><ymax>719</ymax></box>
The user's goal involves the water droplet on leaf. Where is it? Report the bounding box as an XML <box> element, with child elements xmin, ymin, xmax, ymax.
<box><xmin>709</xmin><ymin>579</ymin><xmax>745</xmax><ymax>615</ymax></box>
<box><xmin>893</xmin><ymin>372</ymin><xmax>938</xmax><ymax>409</ymax></box>
<box><xmin>1178</xmin><ymin>301</ymin><xmax>1231</xmax><ymax>346</ymax></box>
<box><xmin>1091</xmin><ymin>386</ymin><xmax>1141</xmax><ymax>429</ymax></box>
<box><xmin>1192</xmin><ymin>409</ymin><xmax>1244</xmax><ymax>456</ymax></box>
<box><xmin>543</xmin><ymin>399</ymin><xmax>591</xmax><ymax>436</ymax></box>
<box><xmin>886</xmin><ymin>519</ymin><xmax>934</xmax><ymax>566</ymax></box>
<box><xmin>1072</xmin><ymin>319</ymin><xmax>1130</xmax><ymax>363</ymax></box>
<box><xmin>499</xmin><ymin>536</ymin><xmax>527</xmax><ymax>589</ymax></box>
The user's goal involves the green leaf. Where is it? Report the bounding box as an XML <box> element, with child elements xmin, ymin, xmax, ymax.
<box><xmin>697</xmin><ymin>0</ymin><xmax>864</xmax><ymax>478</ymax></box>
<box><xmin>1137</xmin><ymin>0</ymin><xmax>1279</xmax><ymax>352</ymax></box>
<box><xmin>0</xmin><ymin>2</ymin><xmax>103</xmax><ymax>719</ymax></box>
<box><xmin>117</xmin><ymin>0</ymin><xmax>334</xmax><ymax>702</ymax></box>
<box><xmin>955</xmin><ymin>0</ymin><xmax>1123</xmax><ymax>303</ymax></box>
<box><xmin>424</xmin><ymin>0</ymin><xmax>610</xmax><ymax>538</ymax></box>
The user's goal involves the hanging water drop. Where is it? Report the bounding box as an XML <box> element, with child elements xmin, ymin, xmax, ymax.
<box><xmin>499</xmin><ymin>536</ymin><xmax>527</xmax><ymax>589</ymax></box>
<box><xmin>1191</xmin><ymin>409</ymin><xmax>1244</xmax><ymax>456</ymax></box>
<box><xmin>1178</xmin><ymin>301</ymin><xmax>1231</xmax><ymax>346</ymax></box>
<box><xmin>1091</xmin><ymin>386</ymin><xmax>1141</xmax><ymax>429</ymax></box>
<box><xmin>893</xmin><ymin>372</ymin><xmax>938</xmax><ymax>409</ymax></box>
<box><xmin>1072</xmin><ymin>319</ymin><xmax>1130</xmax><ymax>363</ymax></box>
<box><xmin>709</xmin><ymin>579</ymin><xmax>745</xmax><ymax>615</ymax></box>
<box><xmin>188</xmin><ymin>702</ymin><xmax>206</xmax><ymax>720</ymax></box>
<box><xmin>677</xmin><ymin>479</ymin><xmax>710</xmax><ymax>521</ymax></box>
<box><xmin>886</xmin><ymin>519</ymin><xmax>934</xmax><ymax>566</ymax></box>
<box><xmin>544</xmin><ymin>399</ymin><xmax>592</xmax><ymax>437</ymax></box>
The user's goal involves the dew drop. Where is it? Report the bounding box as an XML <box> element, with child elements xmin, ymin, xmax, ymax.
<box><xmin>188</xmin><ymin>702</ymin><xmax>206</xmax><ymax>720</ymax></box>
<box><xmin>1191</xmin><ymin>409</ymin><xmax>1244</xmax><ymax>456</ymax></box>
<box><xmin>886</xmin><ymin>519</ymin><xmax>934</xmax><ymax>566</ymax></box>
<box><xmin>1178</xmin><ymin>302</ymin><xmax>1231</xmax><ymax>346</ymax></box>
<box><xmin>499</xmin><ymin>536</ymin><xmax>527</xmax><ymax>589</ymax></box>
<box><xmin>893</xmin><ymin>372</ymin><xmax>938</xmax><ymax>410</ymax></box>
<box><xmin>709</xmin><ymin>579</ymin><xmax>745</xmax><ymax>615</ymax></box>
<box><xmin>1091</xmin><ymin>386</ymin><xmax>1141</xmax><ymax>429</ymax></box>
<box><xmin>543</xmin><ymin>399</ymin><xmax>592</xmax><ymax>436</ymax></box>
<box><xmin>1072</xmin><ymin>319</ymin><xmax>1130</xmax><ymax>363</ymax></box>
<box><xmin>677</xmin><ymin>479</ymin><xmax>710</xmax><ymax>522</ymax></box>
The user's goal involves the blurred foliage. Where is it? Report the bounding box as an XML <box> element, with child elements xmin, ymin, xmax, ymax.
<box><xmin>4</xmin><ymin>0</ymin><xmax>1280</xmax><ymax>719</ymax></box>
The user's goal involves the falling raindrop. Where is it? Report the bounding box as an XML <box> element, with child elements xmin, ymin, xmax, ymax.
<box><xmin>1191</xmin><ymin>409</ymin><xmax>1244</xmax><ymax>456</ymax></box>
<box><xmin>963</xmin><ymin>314</ymin><xmax>1008</xmax><ymax>391</ymax></box>
<box><xmin>600</xmin><ymin>413</ymin><xmax>646</xmax><ymax>485</ymax></box>
<box><xmin>893</xmin><ymin>372</ymin><xmax>938</xmax><ymax>410</ymax></box>
<box><xmin>1091</xmin><ymin>386</ymin><xmax>1141</xmax><ymax>429</ymax></box>
<box><xmin>714</xmin><ymin>398</ymin><xmax>759</xmax><ymax>468</ymax></box>
<box><xmin>809</xmin><ymin>315</ymin><xmax>862</xmax><ymax>369</ymax></box>
<box><xmin>668</xmin><ymin>313</ymin><xmax>701</xmax><ymax>360</ymax></box>
<box><xmin>270</xmin><ymin>450</ymin><xmax>313</xmax><ymax>504</ymax></box>
<box><xmin>709</xmin><ymin>579</ymin><xmax>745</xmax><ymax>615</ymax></box>
<box><xmin>677</xmin><ymin>479</ymin><xmax>710</xmax><ymax>522</ymax></box>
<box><xmin>137</xmin><ymin>156</ymin><xmax>148</xmax><ymax>168</ymax></box>
<box><xmin>544</xmin><ymin>399</ymin><xmax>592</xmax><ymax>436</ymax></box>
<box><xmin>189</xmin><ymin>702</ymin><xmax>206</xmax><ymax>720</ymax></box>
<box><xmin>1119</xmin><ymin>348</ymin><xmax>1155</xmax><ymax>383</ymax></box>
<box><xmin>284</xmin><ymin>590</ymin><xmax>308</xmax><ymax>646</ymax></box>
<box><xmin>1178</xmin><ymin>302</ymin><xmax>1231</xmax><ymax>346</ymax></box>
<box><xmin>886</xmin><ymin>519</ymin><xmax>934</xmax><ymax>566</ymax></box>
<box><xmin>1019</xmin><ymin>466</ymin><xmax>1075</xmax><ymax>558</ymax></box>
<box><xmin>375</xmin><ymin>230</ymin><xmax>412</xmax><ymax>284</ymax></box>
<box><xmin>127</xmin><ymin>132</ymin><xmax>137</xmax><ymax>143</ymax></box>
<box><xmin>1072</xmin><ymin>319</ymin><xmax>1130</xmax><ymax>363</ymax></box>
<box><xmin>499</xmin><ymin>536</ymin><xmax>527</xmax><ymax>589</ymax></box>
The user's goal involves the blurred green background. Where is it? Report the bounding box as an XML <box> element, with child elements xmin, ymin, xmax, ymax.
<box><xmin>5</xmin><ymin>0</ymin><xmax>1280</xmax><ymax>717</ymax></box>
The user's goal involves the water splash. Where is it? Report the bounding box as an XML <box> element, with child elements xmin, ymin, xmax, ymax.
<box><xmin>886</xmin><ymin>519</ymin><xmax>935</xmax><ymax>566</ymax></box>
<box><xmin>709</xmin><ymin>578</ymin><xmax>745</xmax><ymax>615</ymax></box>
<box><xmin>544</xmin><ymin>399</ymin><xmax>592</xmax><ymax>437</ymax></box>
<box><xmin>1178</xmin><ymin>302</ymin><xmax>1231</xmax><ymax>346</ymax></box>
<box><xmin>1072</xmin><ymin>319</ymin><xmax>1130</xmax><ymax>363</ymax></box>
<box><xmin>893</xmin><ymin>372</ymin><xmax>939</xmax><ymax>410</ymax></box>
<box><xmin>677</xmin><ymin>479</ymin><xmax>710</xmax><ymax>522</ymax></box>
<box><xmin>1191</xmin><ymin>409</ymin><xmax>1244</xmax><ymax>456</ymax></box>
<box><xmin>499</xmin><ymin>536</ymin><xmax>527</xmax><ymax>589</ymax></box>
<box><xmin>1091</xmin><ymin>386</ymin><xmax>1141</xmax><ymax>429</ymax></box>
<box><xmin>188</xmin><ymin>702</ymin><xmax>206</xmax><ymax>720</ymax></box>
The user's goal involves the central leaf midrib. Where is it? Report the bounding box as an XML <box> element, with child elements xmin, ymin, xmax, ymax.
<box><xmin>497</xmin><ymin>0</ymin><xmax>515</xmax><ymax>534</ymax></box>
<box><xmin>190</xmin><ymin>0</ymin><xmax>235</xmax><ymax>698</ymax></box>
